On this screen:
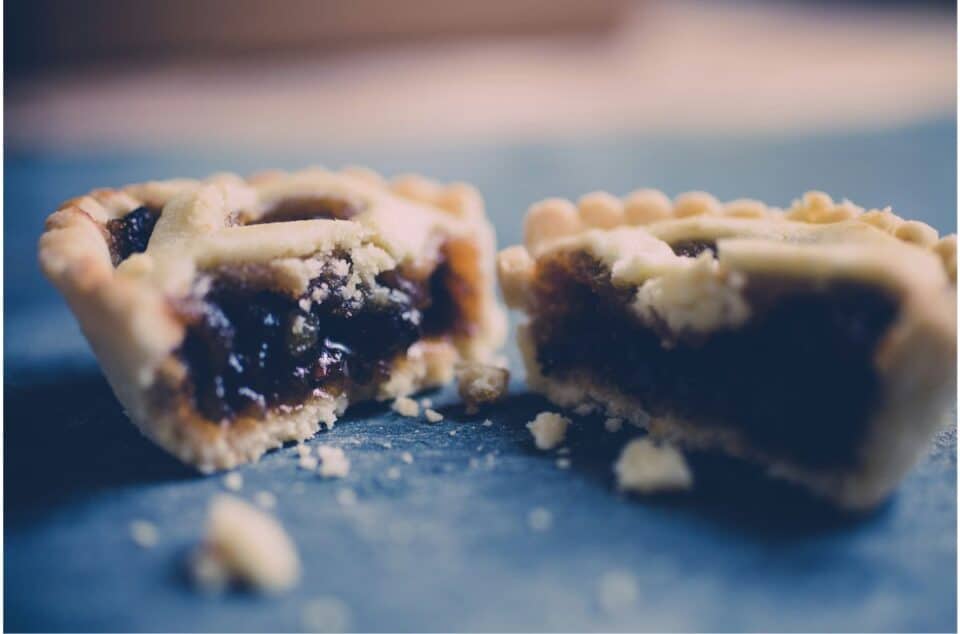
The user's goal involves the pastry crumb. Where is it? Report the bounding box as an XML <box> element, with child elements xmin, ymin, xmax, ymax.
<box><xmin>419</xmin><ymin>397</ymin><xmax>433</xmax><ymax>409</ymax></box>
<box><xmin>482</xmin><ymin>419</ymin><xmax>493</xmax><ymax>427</ymax></box>
<box><xmin>527</xmin><ymin>507</ymin><xmax>553</xmax><ymax>532</ymax></box>
<box><xmin>614</xmin><ymin>438</ymin><xmax>693</xmax><ymax>494</ymax></box>
<box><xmin>391</xmin><ymin>396</ymin><xmax>420</xmax><ymax>418</ymax></box>
<box><xmin>223</xmin><ymin>472</ymin><xmax>243</xmax><ymax>492</ymax></box>
<box><xmin>189</xmin><ymin>494</ymin><xmax>300</xmax><ymax>593</ymax></box>
<box><xmin>296</xmin><ymin>443</ymin><xmax>312</xmax><ymax>458</ymax></box>
<box><xmin>556</xmin><ymin>457</ymin><xmax>572</xmax><ymax>469</ymax></box>
<box><xmin>527</xmin><ymin>411</ymin><xmax>570</xmax><ymax>450</ymax></box>
<box><xmin>424</xmin><ymin>408</ymin><xmax>444</xmax><ymax>423</ymax></box>
<box><xmin>598</xmin><ymin>570</ymin><xmax>638</xmax><ymax>614</ymax></box>
<box><xmin>573</xmin><ymin>403</ymin><xmax>595</xmax><ymax>416</ymax></box>
<box><xmin>301</xmin><ymin>596</ymin><xmax>352</xmax><ymax>633</ymax></box>
<box><xmin>336</xmin><ymin>488</ymin><xmax>358</xmax><ymax>507</ymax></box>
<box><xmin>298</xmin><ymin>455</ymin><xmax>319</xmax><ymax>471</ymax></box>
<box><xmin>316</xmin><ymin>446</ymin><xmax>350</xmax><ymax>479</ymax></box>
<box><xmin>400</xmin><ymin>451</ymin><xmax>414</xmax><ymax>464</ymax></box>
<box><xmin>129</xmin><ymin>520</ymin><xmax>159</xmax><ymax>548</ymax></box>
<box><xmin>448</xmin><ymin>429</ymin><xmax>458</xmax><ymax>437</ymax></box>
<box><xmin>604</xmin><ymin>417</ymin><xmax>624</xmax><ymax>433</ymax></box>
<box><xmin>255</xmin><ymin>491</ymin><xmax>277</xmax><ymax>510</ymax></box>
<box><xmin>456</xmin><ymin>361</ymin><xmax>510</xmax><ymax>414</ymax></box>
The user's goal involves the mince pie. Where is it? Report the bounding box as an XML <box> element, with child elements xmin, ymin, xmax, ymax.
<box><xmin>40</xmin><ymin>168</ymin><xmax>506</xmax><ymax>470</ymax></box>
<box><xmin>498</xmin><ymin>190</ymin><xmax>956</xmax><ymax>509</ymax></box>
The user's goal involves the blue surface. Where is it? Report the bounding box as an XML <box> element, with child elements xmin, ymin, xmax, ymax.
<box><xmin>5</xmin><ymin>120</ymin><xmax>957</xmax><ymax>632</ymax></box>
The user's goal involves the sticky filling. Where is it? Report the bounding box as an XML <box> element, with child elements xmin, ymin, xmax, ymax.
<box><xmin>106</xmin><ymin>206</ymin><xmax>160</xmax><ymax>264</ymax></box>
<box><xmin>174</xmin><ymin>253</ymin><xmax>462</xmax><ymax>422</ymax></box>
<box><xmin>531</xmin><ymin>251</ymin><xmax>898</xmax><ymax>468</ymax></box>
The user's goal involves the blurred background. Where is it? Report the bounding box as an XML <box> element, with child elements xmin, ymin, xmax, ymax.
<box><xmin>5</xmin><ymin>0</ymin><xmax>956</xmax><ymax>151</ymax></box>
<box><xmin>5</xmin><ymin>1</ymin><xmax>958</xmax><ymax>632</ymax></box>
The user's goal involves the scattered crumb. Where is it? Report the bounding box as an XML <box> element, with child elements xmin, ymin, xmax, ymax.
<box><xmin>316</xmin><ymin>446</ymin><xmax>351</xmax><ymax>479</ymax></box>
<box><xmin>557</xmin><ymin>447</ymin><xmax>571</xmax><ymax>455</ymax></box>
<box><xmin>527</xmin><ymin>507</ymin><xmax>553</xmax><ymax>532</ymax></box>
<box><xmin>377</xmin><ymin>440</ymin><xmax>393</xmax><ymax>449</ymax></box>
<box><xmin>392</xmin><ymin>396</ymin><xmax>420</xmax><ymax>418</ymax></box>
<box><xmin>296</xmin><ymin>444</ymin><xmax>312</xmax><ymax>458</ymax></box>
<box><xmin>573</xmin><ymin>403</ymin><xmax>595</xmax><ymax>416</ymax></box>
<box><xmin>614</xmin><ymin>438</ymin><xmax>693</xmax><ymax>494</ymax></box>
<box><xmin>336</xmin><ymin>488</ymin><xmax>358</xmax><ymax>507</ymax></box>
<box><xmin>448</xmin><ymin>429</ymin><xmax>458</xmax><ymax>437</ymax></box>
<box><xmin>424</xmin><ymin>408</ymin><xmax>444</xmax><ymax>423</ymax></box>
<box><xmin>129</xmin><ymin>520</ymin><xmax>158</xmax><ymax>548</ymax></box>
<box><xmin>456</xmin><ymin>361</ymin><xmax>510</xmax><ymax>414</ymax></box>
<box><xmin>298</xmin><ymin>455</ymin><xmax>319</xmax><ymax>471</ymax></box>
<box><xmin>223</xmin><ymin>472</ymin><xmax>243</xmax><ymax>492</ymax></box>
<box><xmin>385</xmin><ymin>466</ymin><xmax>402</xmax><ymax>480</ymax></box>
<box><xmin>254</xmin><ymin>491</ymin><xmax>277</xmax><ymax>510</ymax></box>
<box><xmin>189</xmin><ymin>495</ymin><xmax>300</xmax><ymax>593</ymax></box>
<box><xmin>482</xmin><ymin>419</ymin><xmax>493</xmax><ymax>427</ymax></box>
<box><xmin>301</xmin><ymin>596</ymin><xmax>352</xmax><ymax>633</ymax></box>
<box><xmin>605</xmin><ymin>417</ymin><xmax>624</xmax><ymax>433</ymax></box>
<box><xmin>527</xmin><ymin>411</ymin><xmax>570</xmax><ymax>450</ymax></box>
<box><xmin>400</xmin><ymin>451</ymin><xmax>414</xmax><ymax>464</ymax></box>
<box><xmin>598</xmin><ymin>570</ymin><xmax>638</xmax><ymax>613</ymax></box>
<box><xmin>419</xmin><ymin>397</ymin><xmax>433</xmax><ymax>409</ymax></box>
<box><xmin>556</xmin><ymin>458</ymin><xmax>571</xmax><ymax>470</ymax></box>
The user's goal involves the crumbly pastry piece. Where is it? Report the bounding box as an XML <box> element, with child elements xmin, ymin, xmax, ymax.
<box><xmin>499</xmin><ymin>190</ymin><xmax>956</xmax><ymax>509</ymax></box>
<box><xmin>456</xmin><ymin>360</ymin><xmax>510</xmax><ymax>413</ymax></box>
<box><xmin>391</xmin><ymin>396</ymin><xmax>420</xmax><ymax>418</ymax></box>
<box><xmin>615</xmin><ymin>438</ymin><xmax>693</xmax><ymax>494</ymax></box>
<box><xmin>527</xmin><ymin>411</ymin><xmax>570</xmax><ymax>450</ymax></box>
<box><xmin>189</xmin><ymin>494</ymin><xmax>299</xmax><ymax>593</ymax></box>
<box><xmin>39</xmin><ymin>168</ymin><xmax>506</xmax><ymax>471</ymax></box>
<box><xmin>316</xmin><ymin>445</ymin><xmax>350</xmax><ymax>478</ymax></box>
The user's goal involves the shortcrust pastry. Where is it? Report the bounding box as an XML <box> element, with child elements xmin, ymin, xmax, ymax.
<box><xmin>499</xmin><ymin>190</ymin><xmax>956</xmax><ymax>509</ymax></box>
<box><xmin>39</xmin><ymin>168</ymin><xmax>506</xmax><ymax>471</ymax></box>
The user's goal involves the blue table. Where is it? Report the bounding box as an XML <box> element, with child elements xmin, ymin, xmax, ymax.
<box><xmin>5</xmin><ymin>120</ymin><xmax>956</xmax><ymax>632</ymax></box>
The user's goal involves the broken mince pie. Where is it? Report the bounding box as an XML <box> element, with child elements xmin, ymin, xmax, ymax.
<box><xmin>39</xmin><ymin>168</ymin><xmax>506</xmax><ymax>470</ymax></box>
<box><xmin>498</xmin><ymin>190</ymin><xmax>956</xmax><ymax>509</ymax></box>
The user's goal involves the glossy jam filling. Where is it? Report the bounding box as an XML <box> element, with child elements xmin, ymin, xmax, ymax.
<box><xmin>106</xmin><ymin>206</ymin><xmax>159</xmax><ymax>264</ymax></box>
<box><xmin>532</xmin><ymin>253</ymin><xmax>898</xmax><ymax>468</ymax></box>
<box><xmin>175</xmin><ymin>257</ymin><xmax>460</xmax><ymax>422</ymax></box>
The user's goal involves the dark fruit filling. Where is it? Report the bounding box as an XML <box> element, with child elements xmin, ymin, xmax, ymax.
<box><xmin>176</xmin><ymin>257</ymin><xmax>461</xmax><ymax>422</ymax></box>
<box><xmin>106</xmin><ymin>206</ymin><xmax>160</xmax><ymax>264</ymax></box>
<box><xmin>532</xmin><ymin>253</ymin><xmax>898</xmax><ymax>469</ymax></box>
<box><xmin>669</xmin><ymin>239</ymin><xmax>717</xmax><ymax>258</ymax></box>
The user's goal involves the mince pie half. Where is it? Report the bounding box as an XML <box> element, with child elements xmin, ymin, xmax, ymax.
<box><xmin>40</xmin><ymin>168</ymin><xmax>506</xmax><ymax>470</ymax></box>
<box><xmin>498</xmin><ymin>190</ymin><xmax>956</xmax><ymax>509</ymax></box>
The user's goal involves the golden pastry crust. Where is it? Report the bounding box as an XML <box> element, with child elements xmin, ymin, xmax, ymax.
<box><xmin>39</xmin><ymin>167</ymin><xmax>506</xmax><ymax>471</ymax></box>
<box><xmin>500</xmin><ymin>189</ymin><xmax>956</xmax><ymax>510</ymax></box>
